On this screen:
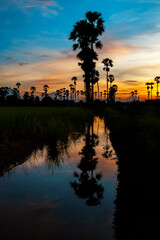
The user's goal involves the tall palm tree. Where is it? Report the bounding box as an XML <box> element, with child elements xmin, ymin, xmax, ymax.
<box><xmin>69</xmin><ymin>84</ymin><xmax>74</xmax><ymax>101</ymax></box>
<box><xmin>69</xmin><ymin>11</ymin><xmax>105</xmax><ymax>104</ymax></box>
<box><xmin>150</xmin><ymin>82</ymin><xmax>154</xmax><ymax>100</ymax></box>
<box><xmin>102</xmin><ymin>58</ymin><xmax>113</xmax><ymax>102</ymax></box>
<box><xmin>154</xmin><ymin>76</ymin><xmax>160</xmax><ymax>100</ymax></box>
<box><xmin>146</xmin><ymin>82</ymin><xmax>150</xmax><ymax>100</ymax></box>
<box><xmin>108</xmin><ymin>74</ymin><xmax>114</xmax><ymax>88</ymax></box>
<box><xmin>71</xmin><ymin>76</ymin><xmax>77</xmax><ymax>102</ymax></box>
<box><xmin>85</xmin><ymin>11</ymin><xmax>104</xmax><ymax>101</ymax></box>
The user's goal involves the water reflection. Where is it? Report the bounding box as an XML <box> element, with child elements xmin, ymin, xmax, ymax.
<box><xmin>0</xmin><ymin>117</ymin><xmax>118</xmax><ymax>240</ymax></box>
<box><xmin>71</xmin><ymin>120</ymin><xmax>104</xmax><ymax>206</ymax></box>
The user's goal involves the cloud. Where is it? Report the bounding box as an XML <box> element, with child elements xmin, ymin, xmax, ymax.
<box><xmin>19</xmin><ymin>62</ymin><xmax>29</xmax><ymax>66</ymax></box>
<box><xmin>118</xmin><ymin>0</ymin><xmax>160</xmax><ymax>4</ymax></box>
<box><xmin>40</xmin><ymin>54</ymin><xmax>49</xmax><ymax>58</ymax></box>
<box><xmin>123</xmin><ymin>80</ymin><xmax>141</xmax><ymax>85</ymax></box>
<box><xmin>0</xmin><ymin>0</ymin><xmax>61</xmax><ymax>16</ymax></box>
<box><xmin>25</xmin><ymin>0</ymin><xmax>61</xmax><ymax>15</ymax></box>
<box><xmin>6</xmin><ymin>57</ymin><xmax>17</xmax><ymax>63</ymax></box>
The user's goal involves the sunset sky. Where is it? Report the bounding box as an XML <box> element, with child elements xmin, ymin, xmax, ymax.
<box><xmin>1</xmin><ymin>0</ymin><xmax>160</xmax><ymax>99</ymax></box>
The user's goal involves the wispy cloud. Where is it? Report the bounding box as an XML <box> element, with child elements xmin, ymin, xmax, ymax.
<box><xmin>0</xmin><ymin>0</ymin><xmax>62</xmax><ymax>16</ymax></box>
<box><xmin>19</xmin><ymin>62</ymin><xmax>29</xmax><ymax>66</ymax></box>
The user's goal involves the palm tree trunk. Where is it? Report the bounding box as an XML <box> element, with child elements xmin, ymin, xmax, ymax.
<box><xmin>106</xmin><ymin>71</ymin><xmax>109</xmax><ymax>102</ymax></box>
<box><xmin>92</xmin><ymin>83</ymin><xmax>94</xmax><ymax>102</ymax></box>
<box><xmin>97</xmin><ymin>82</ymin><xmax>99</xmax><ymax>100</ymax></box>
<box><xmin>75</xmin><ymin>85</ymin><xmax>76</xmax><ymax>103</ymax></box>
<box><xmin>157</xmin><ymin>82</ymin><xmax>159</xmax><ymax>100</ymax></box>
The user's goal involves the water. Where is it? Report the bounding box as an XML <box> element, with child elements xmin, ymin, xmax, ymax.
<box><xmin>0</xmin><ymin>117</ymin><xmax>118</xmax><ymax>240</ymax></box>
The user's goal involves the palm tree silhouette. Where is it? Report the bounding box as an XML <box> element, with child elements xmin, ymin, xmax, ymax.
<box><xmin>69</xmin><ymin>11</ymin><xmax>105</xmax><ymax>104</ymax></box>
<box><xmin>130</xmin><ymin>91</ymin><xmax>135</xmax><ymax>101</ymax></box>
<box><xmin>146</xmin><ymin>82</ymin><xmax>150</xmax><ymax>100</ymax></box>
<box><xmin>43</xmin><ymin>85</ymin><xmax>49</xmax><ymax>97</ymax></box>
<box><xmin>109</xmin><ymin>84</ymin><xmax>118</xmax><ymax>102</ymax></box>
<box><xmin>30</xmin><ymin>86</ymin><xmax>36</xmax><ymax>98</ymax></box>
<box><xmin>85</xmin><ymin>11</ymin><xmax>104</xmax><ymax>101</ymax></box>
<box><xmin>154</xmin><ymin>76</ymin><xmax>160</xmax><ymax>100</ymax></box>
<box><xmin>102</xmin><ymin>58</ymin><xmax>113</xmax><ymax>102</ymax></box>
<box><xmin>71</xmin><ymin>76</ymin><xmax>77</xmax><ymax>102</ymax></box>
<box><xmin>16</xmin><ymin>82</ymin><xmax>21</xmax><ymax>92</ymax></box>
<box><xmin>108</xmin><ymin>74</ymin><xmax>115</xmax><ymax>88</ymax></box>
<box><xmin>150</xmin><ymin>82</ymin><xmax>154</xmax><ymax>100</ymax></box>
<box><xmin>69</xmin><ymin>84</ymin><xmax>74</xmax><ymax>101</ymax></box>
<box><xmin>70</xmin><ymin>121</ymin><xmax>104</xmax><ymax>206</ymax></box>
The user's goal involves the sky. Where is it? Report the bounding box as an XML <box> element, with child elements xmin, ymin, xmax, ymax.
<box><xmin>1</xmin><ymin>0</ymin><xmax>160</xmax><ymax>99</ymax></box>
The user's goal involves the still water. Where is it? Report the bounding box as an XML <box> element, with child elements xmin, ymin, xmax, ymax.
<box><xmin>0</xmin><ymin>118</ymin><xmax>118</xmax><ymax>240</ymax></box>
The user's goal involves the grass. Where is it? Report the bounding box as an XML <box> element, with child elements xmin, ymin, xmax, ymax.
<box><xmin>0</xmin><ymin>106</ymin><xmax>95</xmax><ymax>142</ymax></box>
<box><xmin>0</xmin><ymin>106</ymin><xmax>95</xmax><ymax>176</ymax></box>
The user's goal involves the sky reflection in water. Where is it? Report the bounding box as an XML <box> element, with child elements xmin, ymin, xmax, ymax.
<box><xmin>0</xmin><ymin>117</ymin><xmax>118</xmax><ymax>240</ymax></box>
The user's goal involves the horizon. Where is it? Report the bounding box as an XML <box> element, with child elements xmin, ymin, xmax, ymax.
<box><xmin>1</xmin><ymin>0</ymin><xmax>160</xmax><ymax>100</ymax></box>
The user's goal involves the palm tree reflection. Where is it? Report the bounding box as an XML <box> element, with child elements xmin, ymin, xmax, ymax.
<box><xmin>70</xmin><ymin>121</ymin><xmax>104</xmax><ymax>206</ymax></box>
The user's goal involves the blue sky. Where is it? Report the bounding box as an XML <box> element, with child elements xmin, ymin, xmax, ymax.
<box><xmin>1</xmin><ymin>0</ymin><xmax>160</xmax><ymax>99</ymax></box>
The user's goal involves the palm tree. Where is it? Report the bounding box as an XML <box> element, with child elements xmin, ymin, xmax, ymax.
<box><xmin>77</xmin><ymin>90</ymin><xmax>80</xmax><ymax>102</ymax></box>
<box><xmin>130</xmin><ymin>91</ymin><xmax>135</xmax><ymax>101</ymax></box>
<box><xmin>85</xmin><ymin>11</ymin><xmax>104</xmax><ymax>101</ymax></box>
<box><xmin>146</xmin><ymin>82</ymin><xmax>150</xmax><ymax>100</ymax></box>
<box><xmin>30</xmin><ymin>86</ymin><xmax>36</xmax><ymax>98</ymax></box>
<box><xmin>134</xmin><ymin>90</ymin><xmax>138</xmax><ymax>100</ymax></box>
<box><xmin>150</xmin><ymin>82</ymin><xmax>154</xmax><ymax>100</ymax></box>
<box><xmin>108</xmin><ymin>74</ymin><xmax>114</xmax><ymax>88</ymax></box>
<box><xmin>16</xmin><ymin>82</ymin><xmax>21</xmax><ymax>91</ymax></box>
<box><xmin>69</xmin><ymin>11</ymin><xmax>105</xmax><ymax>104</ymax></box>
<box><xmin>109</xmin><ymin>84</ymin><xmax>118</xmax><ymax>102</ymax></box>
<box><xmin>102</xmin><ymin>58</ymin><xmax>113</xmax><ymax>102</ymax></box>
<box><xmin>104</xmin><ymin>90</ymin><xmax>107</xmax><ymax>100</ymax></box>
<box><xmin>154</xmin><ymin>76</ymin><xmax>160</xmax><ymax>100</ymax></box>
<box><xmin>43</xmin><ymin>85</ymin><xmax>49</xmax><ymax>97</ymax></box>
<box><xmin>71</xmin><ymin>76</ymin><xmax>77</xmax><ymax>102</ymax></box>
<box><xmin>69</xmin><ymin>84</ymin><xmax>74</xmax><ymax>101</ymax></box>
<box><xmin>66</xmin><ymin>90</ymin><xmax>69</xmax><ymax>101</ymax></box>
<box><xmin>94</xmin><ymin>91</ymin><xmax>97</xmax><ymax>100</ymax></box>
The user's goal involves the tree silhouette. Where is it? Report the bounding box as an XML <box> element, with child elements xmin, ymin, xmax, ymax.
<box><xmin>0</xmin><ymin>87</ymin><xmax>8</xmax><ymax>102</ymax></box>
<box><xmin>23</xmin><ymin>91</ymin><xmax>29</xmax><ymax>101</ymax></box>
<box><xmin>102</xmin><ymin>58</ymin><xmax>113</xmax><ymax>102</ymax></box>
<box><xmin>70</xmin><ymin>121</ymin><xmax>104</xmax><ymax>206</ymax></box>
<box><xmin>69</xmin><ymin>11</ymin><xmax>105</xmax><ymax>104</ymax></box>
<box><xmin>12</xmin><ymin>88</ymin><xmax>19</xmax><ymax>100</ymax></box>
<box><xmin>16</xmin><ymin>82</ymin><xmax>21</xmax><ymax>92</ymax></box>
<box><xmin>109</xmin><ymin>84</ymin><xmax>118</xmax><ymax>103</ymax></box>
<box><xmin>108</xmin><ymin>74</ymin><xmax>114</xmax><ymax>88</ymax></box>
<box><xmin>42</xmin><ymin>85</ymin><xmax>49</xmax><ymax>98</ymax></box>
<box><xmin>150</xmin><ymin>82</ymin><xmax>154</xmax><ymax>100</ymax></box>
<box><xmin>146</xmin><ymin>82</ymin><xmax>150</xmax><ymax>100</ymax></box>
<box><xmin>30</xmin><ymin>86</ymin><xmax>36</xmax><ymax>99</ymax></box>
<box><xmin>71</xmin><ymin>76</ymin><xmax>77</xmax><ymax>102</ymax></box>
<box><xmin>154</xmin><ymin>76</ymin><xmax>160</xmax><ymax>100</ymax></box>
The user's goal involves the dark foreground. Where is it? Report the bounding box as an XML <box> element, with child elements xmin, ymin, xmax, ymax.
<box><xmin>0</xmin><ymin>103</ymin><xmax>160</xmax><ymax>239</ymax></box>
